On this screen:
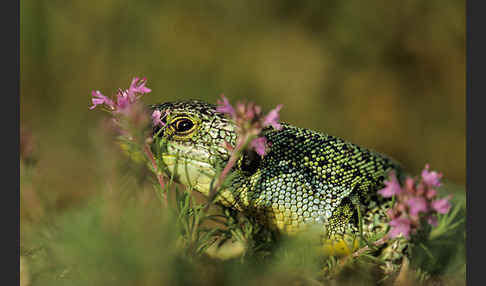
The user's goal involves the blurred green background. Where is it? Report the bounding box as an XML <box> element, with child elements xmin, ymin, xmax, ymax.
<box><xmin>21</xmin><ymin>0</ymin><xmax>465</xmax><ymax>214</ymax></box>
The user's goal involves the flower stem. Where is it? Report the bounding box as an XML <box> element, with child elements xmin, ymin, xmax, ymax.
<box><xmin>144</xmin><ymin>143</ymin><xmax>168</xmax><ymax>207</ymax></box>
<box><xmin>204</xmin><ymin>134</ymin><xmax>249</xmax><ymax>211</ymax></box>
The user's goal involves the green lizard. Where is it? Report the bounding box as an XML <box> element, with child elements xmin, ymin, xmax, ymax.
<box><xmin>149</xmin><ymin>99</ymin><xmax>403</xmax><ymax>253</ymax></box>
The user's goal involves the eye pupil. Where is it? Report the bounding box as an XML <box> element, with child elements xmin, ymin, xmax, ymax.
<box><xmin>175</xmin><ymin>119</ymin><xmax>194</xmax><ymax>132</ymax></box>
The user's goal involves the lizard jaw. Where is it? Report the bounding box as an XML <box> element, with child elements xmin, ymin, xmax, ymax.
<box><xmin>161</xmin><ymin>154</ymin><xmax>217</xmax><ymax>197</ymax></box>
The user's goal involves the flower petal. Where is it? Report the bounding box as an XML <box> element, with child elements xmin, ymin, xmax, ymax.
<box><xmin>407</xmin><ymin>196</ymin><xmax>428</xmax><ymax>216</ymax></box>
<box><xmin>151</xmin><ymin>110</ymin><xmax>166</xmax><ymax>127</ymax></box>
<box><xmin>89</xmin><ymin>90</ymin><xmax>114</xmax><ymax>110</ymax></box>
<box><xmin>388</xmin><ymin>217</ymin><xmax>411</xmax><ymax>239</ymax></box>
<box><xmin>263</xmin><ymin>104</ymin><xmax>283</xmax><ymax>130</ymax></box>
<box><xmin>426</xmin><ymin>188</ymin><xmax>437</xmax><ymax>199</ymax></box>
<box><xmin>115</xmin><ymin>91</ymin><xmax>131</xmax><ymax>113</ymax></box>
<box><xmin>427</xmin><ymin>215</ymin><xmax>438</xmax><ymax>227</ymax></box>
<box><xmin>421</xmin><ymin>164</ymin><xmax>442</xmax><ymax>188</ymax></box>
<box><xmin>431</xmin><ymin>196</ymin><xmax>452</xmax><ymax>214</ymax></box>
<box><xmin>250</xmin><ymin>136</ymin><xmax>268</xmax><ymax>156</ymax></box>
<box><xmin>216</xmin><ymin>94</ymin><xmax>236</xmax><ymax>117</ymax></box>
<box><xmin>129</xmin><ymin>77</ymin><xmax>152</xmax><ymax>95</ymax></box>
<box><xmin>377</xmin><ymin>171</ymin><xmax>402</xmax><ymax>198</ymax></box>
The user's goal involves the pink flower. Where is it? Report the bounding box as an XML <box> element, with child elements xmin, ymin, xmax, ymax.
<box><xmin>151</xmin><ymin>110</ymin><xmax>166</xmax><ymax>127</ymax></box>
<box><xmin>379</xmin><ymin>165</ymin><xmax>451</xmax><ymax>241</ymax></box>
<box><xmin>421</xmin><ymin>164</ymin><xmax>442</xmax><ymax>188</ymax></box>
<box><xmin>427</xmin><ymin>215</ymin><xmax>438</xmax><ymax>227</ymax></box>
<box><xmin>239</xmin><ymin>102</ymin><xmax>260</xmax><ymax>120</ymax></box>
<box><xmin>90</xmin><ymin>90</ymin><xmax>115</xmax><ymax>110</ymax></box>
<box><xmin>425</xmin><ymin>188</ymin><xmax>437</xmax><ymax>200</ymax></box>
<box><xmin>388</xmin><ymin>217</ymin><xmax>411</xmax><ymax>239</ymax></box>
<box><xmin>89</xmin><ymin>77</ymin><xmax>151</xmax><ymax>113</ymax></box>
<box><xmin>115</xmin><ymin>90</ymin><xmax>131</xmax><ymax>112</ymax></box>
<box><xmin>406</xmin><ymin>196</ymin><xmax>428</xmax><ymax>216</ymax></box>
<box><xmin>378</xmin><ymin>171</ymin><xmax>402</xmax><ymax>197</ymax></box>
<box><xmin>128</xmin><ymin>77</ymin><xmax>152</xmax><ymax>97</ymax></box>
<box><xmin>263</xmin><ymin>104</ymin><xmax>283</xmax><ymax>130</ymax></box>
<box><xmin>250</xmin><ymin>136</ymin><xmax>268</xmax><ymax>156</ymax></box>
<box><xmin>404</xmin><ymin>177</ymin><xmax>415</xmax><ymax>192</ymax></box>
<box><xmin>431</xmin><ymin>196</ymin><xmax>452</xmax><ymax>214</ymax></box>
<box><xmin>216</xmin><ymin>95</ymin><xmax>235</xmax><ymax>117</ymax></box>
<box><xmin>215</xmin><ymin>96</ymin><xmax>282</xmax><ymax>159</ymax></box>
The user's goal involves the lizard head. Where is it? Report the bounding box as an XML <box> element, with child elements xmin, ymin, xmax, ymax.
<box><xmin>149</xmin><ymin>100</ymin><xmax>237</xmax><ymax>196</ymax></box>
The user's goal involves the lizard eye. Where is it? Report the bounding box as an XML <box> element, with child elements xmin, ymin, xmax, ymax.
<box><xmin>172</xmin><ymin>118</ymin><xmax>195</xmax><ymax>134</ymax></box>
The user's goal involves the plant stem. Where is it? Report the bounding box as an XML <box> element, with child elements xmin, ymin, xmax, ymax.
<box><xmin>204</xmin><ymin>134</ymin><xmax>249</xmax><ymax>211</ymax></box>
<box><xmin>352</xmin><ymin>236</ymin><xmax>389</xmax><ymax>258</ymax></box>
<box><xmin>144</xmin><ymin>143</ymin><xmax>168</xmax><ymax>207</ymax></box>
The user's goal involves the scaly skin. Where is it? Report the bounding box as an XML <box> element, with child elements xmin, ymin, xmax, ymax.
<box><xmin>150</xmin><ymin>100</ymin><xmax>403</xmax><ymax>244</ymax></box>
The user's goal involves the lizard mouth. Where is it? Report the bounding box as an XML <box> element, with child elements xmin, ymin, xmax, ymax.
<box><xmin>161</xmin><ymin>154</ymin><xmax>217</xmax><ymax>196</ymax></box>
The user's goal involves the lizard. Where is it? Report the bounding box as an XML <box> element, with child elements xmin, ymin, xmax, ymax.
<box><xmin>149</xmin><ymin>99</ymin><xmax>404</xmax><ymax>254</ymax></box>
